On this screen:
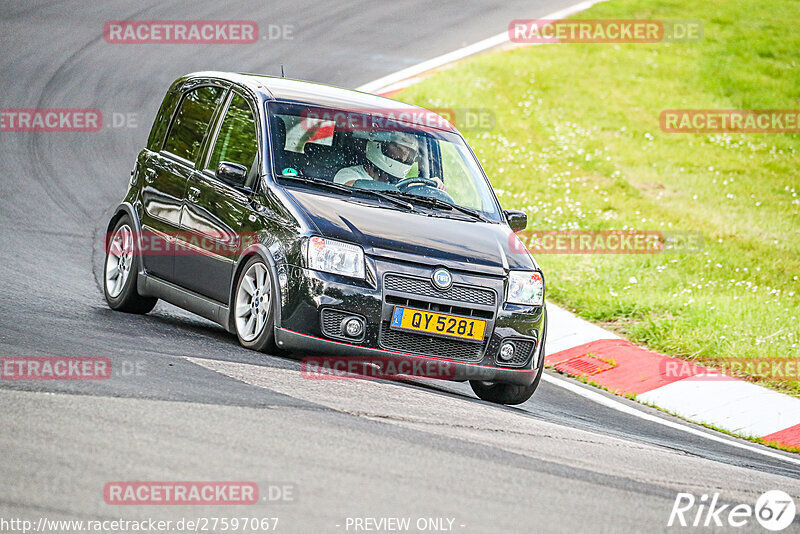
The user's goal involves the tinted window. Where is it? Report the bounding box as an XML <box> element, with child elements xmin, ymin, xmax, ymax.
<box><xmin>208</xmin><ymin>93</ymin><xmax>258</xmax><ymax>175</ymax></box>
<box><xmin>163</xmin><ymin>86</ymin><xmax>224</xmax><ymax>162</ymax></box>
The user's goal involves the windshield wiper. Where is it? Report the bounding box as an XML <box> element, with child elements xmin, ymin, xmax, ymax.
<box><xmin>280</xmin><ymin>175</ymin><xmax>415</xmax><ymax>211</ymax></box>
<box><xmin>279</xmin><ymin>175</ymin><xmax>354</xmax><ymax>195</ymax></box>
<box><xmin>352</xmin><ymin>185</ymin><xmax>416</xmax><ymax>211</ymax></box>
<box><xmin>386</xmin><ymin>191</ymin><xmax>488</xmax><ymax>221</ymax></box>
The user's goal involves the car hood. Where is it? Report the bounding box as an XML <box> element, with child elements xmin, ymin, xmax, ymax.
<box><xmin>285</xmin><ymin>187</ymin><xmax>538</xmax><ymax>276</ymax></box>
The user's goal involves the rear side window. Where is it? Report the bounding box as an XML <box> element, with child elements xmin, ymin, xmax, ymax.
<box><xmin>208</xmin><ymin>93</ymin><xmax>258</xmax><ymax>175</ymax></box>
<box><xmin>163</xmin><ymin>86</ymin><xmax>224</xmax><ymax>162</ymax></box>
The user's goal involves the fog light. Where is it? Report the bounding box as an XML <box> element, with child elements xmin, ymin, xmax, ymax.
<box><xmin>343</xmin><ymin>317</ymin><xmax>364</xmax><ymax>338</ymax></box>
<box><xmin>499</xmin><ymin>342</ymin><xmax>515</xmax><ymax>362</ymax></box>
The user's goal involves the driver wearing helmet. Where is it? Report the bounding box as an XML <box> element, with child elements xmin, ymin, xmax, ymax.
<box><xmin>333</xmin><ymin>131</ymin><xmax>445</xmax><ymax>189</ymax></box>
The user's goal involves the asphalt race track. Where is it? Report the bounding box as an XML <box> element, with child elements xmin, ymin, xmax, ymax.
<box><xmin>0</xmin><ymin>1</ymin><xmax>798</xmax><ymax>532</ymax></box>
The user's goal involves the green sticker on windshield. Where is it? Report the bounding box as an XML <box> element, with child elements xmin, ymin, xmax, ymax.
<box><xmin>282</xmin><ymin>167</ymin><xmax>298</xmax><ymax>177</ymax></box>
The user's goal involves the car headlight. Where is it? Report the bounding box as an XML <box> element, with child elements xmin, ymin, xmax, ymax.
<box><xmin>506</xmin><ymin>271</ymin><xmax>544</xmax><ymax>306</ymax></box>
<box><xmin>307</xmin><ymin>237</ymin><xmax>365</xmax><ymax>279</ymax></box>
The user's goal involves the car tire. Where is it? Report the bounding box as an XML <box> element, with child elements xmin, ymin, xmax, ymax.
<box><xmin>469</xmin><ymin>365</ymin><xmax>543</xmax><ymax>405</ymax></box>
<box><xmin>103</xmin><ymin>216</ymin><xmax>158</xmax><ymax>314</ymax></box>
<box><xmin>233</xmin><ymin>256</ymin><xmax>279</xmax><ymax>353</ymax></box>
<box><xmin>470</xmin><ymin>312</ymin><xmax>547</xmax><ymax>405</ymax></box>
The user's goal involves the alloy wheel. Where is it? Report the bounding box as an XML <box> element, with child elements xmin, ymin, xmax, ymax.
<box><xmin>235</xmin><ymin>262</ymin><xmax>271</xmax><ymax>342</ymax></box>
<box><xmin>105</xmin><ymin>224</ymin><xmax>134</xmax><ymax>298</ymax></box>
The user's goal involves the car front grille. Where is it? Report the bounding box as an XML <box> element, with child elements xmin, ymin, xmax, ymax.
<box><xmin>384</xmin><ymin>274</ymin><xmax>496</xmax><ymax>306</ymax></box>
<box><xmin>379</xmin><ymin>321</ymin><xmax>484</xmax><ymax>362</ymax></box>
<box><xmin>380</xmin><ymin>272</ymin><xmax>498</xmax><ymax>362</ymax></box>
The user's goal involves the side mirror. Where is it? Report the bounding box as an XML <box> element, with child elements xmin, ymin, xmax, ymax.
<box><xmin>503</xmin><ymin>209</ymin><xmax>527</xmax><ymax>233</ymax></box>
<box><xmin>216</xmin><ymin>161</ymin><xmax>248</xmax><ymax>187</ymax></box>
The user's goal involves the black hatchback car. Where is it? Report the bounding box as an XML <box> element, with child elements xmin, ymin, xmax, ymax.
<box><xmin>104</xmin><ymin>71</ymin><xmax>547</xmax><ymax>404</ymax></box>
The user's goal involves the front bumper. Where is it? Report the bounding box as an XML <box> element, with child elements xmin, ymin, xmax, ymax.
<box><xmin>275</xmin><ymin>256</ymin><xmax>545</xmax><ymax>386</ymax></box>
<box><xmin>274</xmin><ymin>326</ymin><xmax>540</xmax><ymax>385</ymax></box>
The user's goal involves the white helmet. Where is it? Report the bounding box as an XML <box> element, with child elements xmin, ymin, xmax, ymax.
<box><xmin>366</xmin><ymin>132</ymin><xmax>419</xmax><ymax>179</ymax></box>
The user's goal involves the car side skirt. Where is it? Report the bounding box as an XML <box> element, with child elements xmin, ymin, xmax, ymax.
<box><xmin>138</xmin><ymin>272</ymin><xmax>233</xmax><ymax>333</ymax></box>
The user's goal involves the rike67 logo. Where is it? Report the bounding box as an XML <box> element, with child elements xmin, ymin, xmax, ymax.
<box><xmin>668</xmin><ymin>490</ymin><xmax>796</xmax><ymax>531</ymax></box>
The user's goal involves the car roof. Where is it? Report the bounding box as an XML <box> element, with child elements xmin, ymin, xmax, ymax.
<box><xmin>182</xmin><ymin>71</ymin><xmax>457</xmax><ymax>133</ymax></box>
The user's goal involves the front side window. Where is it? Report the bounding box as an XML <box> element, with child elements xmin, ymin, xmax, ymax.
<box><xmin>208</xmin><ymin>93</ymin><xmax>258</xmax><ymax>175</ymax></box>
<box><xmin>440</xmin><ymin>141</ymin><xmax>484</xmax><ymax>210</ymax></box>
<box><xmin>163</xmin><ymin>85</ymin><xmax>224</xmax><ymax>162</ymax></box>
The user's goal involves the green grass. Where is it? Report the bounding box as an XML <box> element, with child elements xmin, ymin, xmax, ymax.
<box><xmin>397</xmin><ymin>0</ymin><xmax>800</xmax><ymax>395</ymax></box>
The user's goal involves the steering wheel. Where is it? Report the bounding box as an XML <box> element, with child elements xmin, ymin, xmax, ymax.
<box><xmin>395</xmin><ymin>177</ymin><xmax>438</xmax><ymax>191</ymax></box>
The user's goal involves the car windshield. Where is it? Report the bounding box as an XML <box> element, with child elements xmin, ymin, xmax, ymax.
<box><xmin>267</xmin><ymin>102</ymin><xmax>502</xmax><ymax>221</ymax></box>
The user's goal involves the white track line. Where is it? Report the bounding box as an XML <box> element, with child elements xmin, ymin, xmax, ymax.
<box><xmin>354</xmin><ymin>1</ymin><xmax>800</xmax><ymax>467</ymax></box>
<box><xmin>356</xmin><ymin>0</ymin><xmax>606</xmax><ymax>94</ymax></box>
<box><xmin>543</xmin><ymin>374</ymin><xmax>800</xmax><ymax>466</ymax></box>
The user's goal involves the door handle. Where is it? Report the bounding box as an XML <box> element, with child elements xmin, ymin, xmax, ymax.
<box><xmin>187</xmin><ymin>186</ymin><xmax>200</xmax><ymax>202</ymax></box>
<box><xmin>145</xmin><ymin>168</ymin><xmax>156</xmax><ymax>184</ymax></box>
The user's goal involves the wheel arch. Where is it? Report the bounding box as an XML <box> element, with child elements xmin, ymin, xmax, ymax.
<box><xmin>106</xmin><ymin>203</ymin><xmax>142</xmax><ymax>269</ymax></box>
<box><xmin>229</xmin><ymin>244</ymin><xmax>284</xmax><ymax>333</ymax></box>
